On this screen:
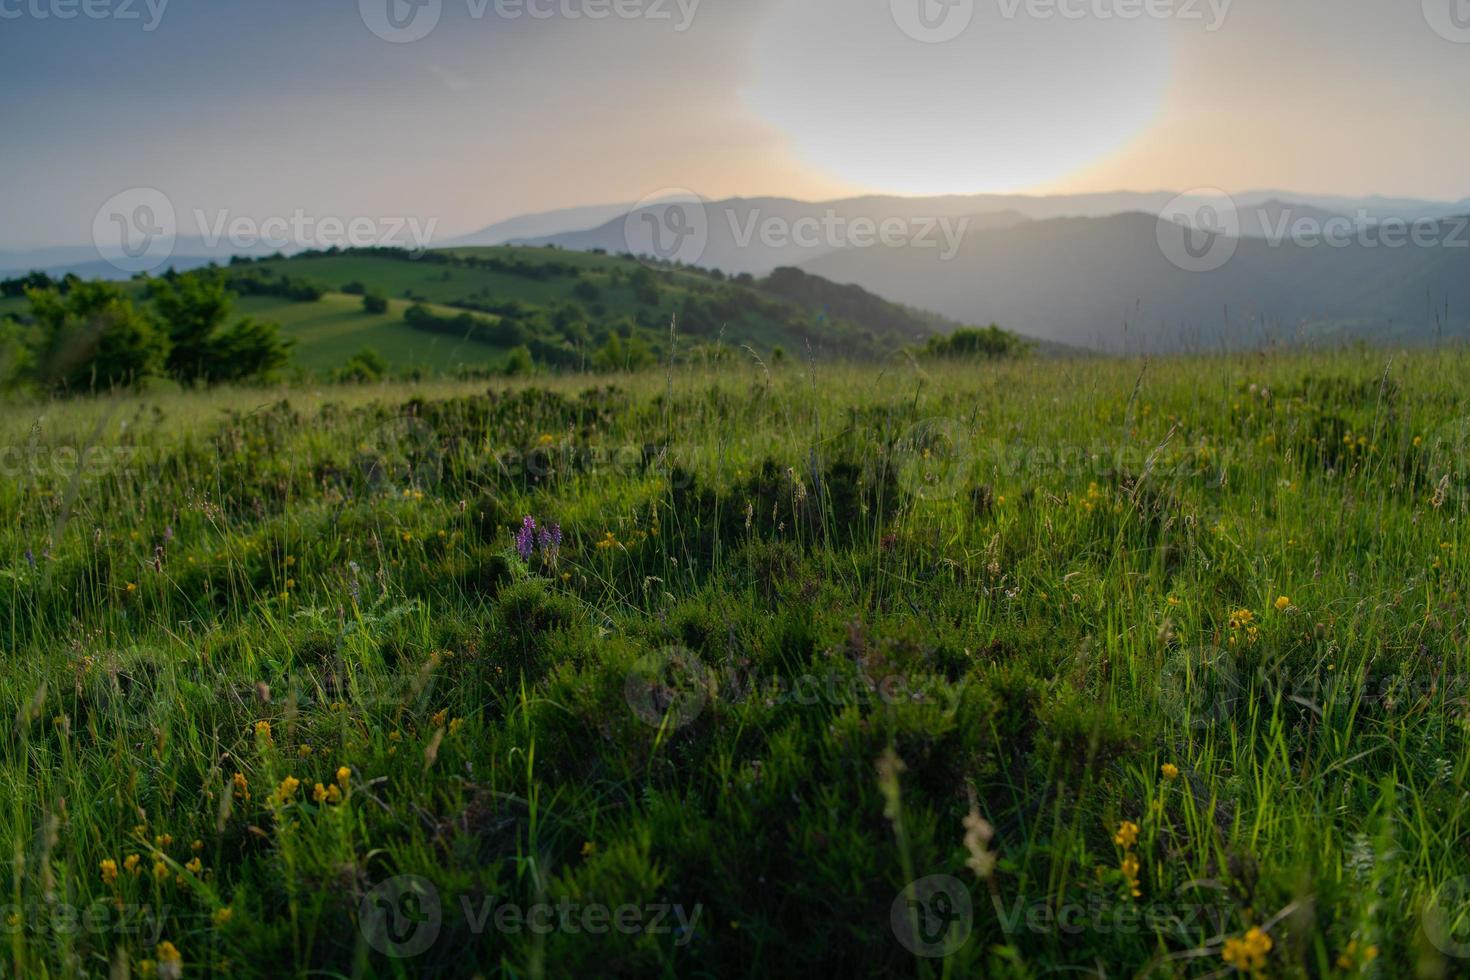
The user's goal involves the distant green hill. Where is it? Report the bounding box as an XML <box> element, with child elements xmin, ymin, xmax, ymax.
<box><xmin>1</xmin><ymin>246</ymin><xmax>1036</xmax><ymax>377</ymax></box>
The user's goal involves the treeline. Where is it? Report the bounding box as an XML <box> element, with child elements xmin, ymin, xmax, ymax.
<box><xmin>400</xmin><ymin>300</ymin><xmax>660</xmax><ymax>372</ymax></box>
<box><xmin>920</xmin><ymin>325</ymin><xmax>1029</xmax><ymax>360</ymax></box>
<box><xmin>224</xmin><ymin>266</ymin><xmax>328</xmax><ymax>301</ymax></box>
<box><xmin>233</xmin><ymin>246</ymin><xmax>584</xmax><ymax>281</ymax></box>
<box><xmin>0</xmin><ymin>268</ymin><xmax>292</xmax><ymax>393</ymax></box>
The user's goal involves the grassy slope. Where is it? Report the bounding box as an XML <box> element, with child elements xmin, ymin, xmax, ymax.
<box><xmin>243</xmin><ymin>247</ymin><xmax>924</xmax><ymax>366</ymax></box>
<box><xmin>0</xmin><ymin>348</ymin><xmax>1466</xmax><ymax>976</ymax></box>
<box><xmin>4</xmin><ymin>246</ymin><xmax>1049</xmax><ymax>376</ymax></box>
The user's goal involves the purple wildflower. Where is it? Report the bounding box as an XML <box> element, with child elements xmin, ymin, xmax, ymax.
<box><xmin>516</xmin><ymin>516</ymin><xmax>537</xmax><ymax>560</ymax></box>
<box><xmin>537</xmin><ymin>522</ymin><xmax>562</xmax><ymax>558</ymax></box>
<box><xmin>24</xmin><ymin>549</ymin><xmax>35</xmax><ymax>569</ymax></box>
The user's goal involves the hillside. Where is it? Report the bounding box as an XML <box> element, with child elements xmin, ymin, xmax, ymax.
<box><xmin>1</xmin><ymin>246</ymin><xmax>1038</xmax><ymax>378</ymax></box>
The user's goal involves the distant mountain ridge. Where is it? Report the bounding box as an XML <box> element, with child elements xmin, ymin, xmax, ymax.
<box><xmin>797</xmin><ymin>211</ymin><xmax>1470</xmax><ymax>353</ymax></box>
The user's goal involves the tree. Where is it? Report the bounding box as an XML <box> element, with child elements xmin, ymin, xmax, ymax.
<box><xmin>334</xmin><ymin>347</ymin><xmax>388</xmax><ymax>383</ymax></box>
<box><xmin>27</xmin><ymin>281</ymin><xmax>169</xmax><ymax>390</ymax></box>
<box><xmin>503</xmin><ymin>345</ymin><xmax>535</xmax><ymax>376</ymax></box>
<box><xmin>363</xmin><ymin>290</ymin><xmax>389</xmax><ymax>315</ymax></box>
<box><xmin>205</xmin><ymin>317</ymin><xmax>293</xmax><ymax>382</ymax></box>
<box><xmin>149</xmin><ymin>271</ymin><xmax>295</xmax><ymax>384</ymax></box>
<box><xmin>150</xmin><ymin>273</ymin><xmax>232</xmax><ymax>382</ymax></box>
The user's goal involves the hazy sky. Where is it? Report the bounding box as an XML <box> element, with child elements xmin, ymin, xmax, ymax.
<box><xmin>3</xmin><ymin>0</ymin><xmax>1469</xmax><ymax>247</ymax></box>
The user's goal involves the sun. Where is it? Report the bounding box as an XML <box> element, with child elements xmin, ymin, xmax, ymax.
<box><xmin>743</xmin><ymin>0</ymin><xmax>1173</xmax><ymax>196</ymax></box>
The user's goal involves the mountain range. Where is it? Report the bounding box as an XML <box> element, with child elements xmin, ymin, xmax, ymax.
<box><xmin>7</xmin><ymin>189</ymin><xmax>1469</xmax><ymax>352</ymax></box>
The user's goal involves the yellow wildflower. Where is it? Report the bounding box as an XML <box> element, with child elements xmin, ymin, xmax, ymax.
<box><xmin>1161</xmin><ymin>763</ymin><xmax>1180</xmax><ymax>781</ymax></box>
<box><xmin>1222</xmin><ymin>926</ymin><xmax>1272</xmax><ymax>971</ymax></box>
<box><xmin>100</xmin><ymin>859</ymin><xmax>119</xmax><ymax>885</ymax></box>
<box><xmin>271</xmin><ymin>776</ymin><xmax>301</xmax><ymax>806</ymax></box>
<box><xmin>157</xmin><ymin>940</ymin><xmax>182</xmax><ymax>976</ymax></box>
<box><xmin>1119</xmin><ymin>853</ymin><xmax>1141</xmax><ymax>897</ymax></box>
<box><xmin>124</xmin><ymin>854</ymin><xmax>141</xmax><ymax>876</ymax></box>
<box><xmin>1113</xmin><ymin>821</ymin><xmax>1140</xmax><ymax>848</ymax></box>
<box><xmin>1336</xmin><ymin>939</ymin><xmax>1379</xmax><ymax>970</ymax></box>
<box><xmin>1275</xmin><ymin>595</ymin><xmax>1291</xmax><ymax>611</ymax></box>
<box><xmin>213</xmin><ymin>907</ymin><xmax>234</xmax><ymax>926</ymax></box>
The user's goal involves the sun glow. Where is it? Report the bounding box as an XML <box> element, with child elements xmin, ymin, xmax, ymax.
<box><xmin>743</xmin><ymin>0</ymin><xmax>1173</xmax><ymax>196</ymax></box>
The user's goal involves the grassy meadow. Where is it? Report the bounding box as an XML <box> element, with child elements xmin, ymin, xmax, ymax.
<box><xmin>1</xmin><ymin>347</ymin><xmax>1468</xmax><ymax>977</ymax></box>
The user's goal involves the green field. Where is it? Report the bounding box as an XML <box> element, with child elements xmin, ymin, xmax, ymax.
<box><xmin>2</xmin><ymin>348</ymin><xmax>1468</xmax><ymax>976</ymax></box>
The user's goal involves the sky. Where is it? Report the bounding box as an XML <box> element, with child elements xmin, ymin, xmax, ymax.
<box><xmin>2</xmin><ymin>0</ymin><xmax>1469</xmax><ymax>248</ymax></box>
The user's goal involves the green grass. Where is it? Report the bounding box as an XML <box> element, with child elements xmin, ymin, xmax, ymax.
<box><xmin>0</xmin><ymin>347</ymin><xmax>1467</xmax><ymax>976</ymax></box>
<box><xmin>235</xmin><ymin>293</ymin><xmax>507</xmax><ymax>373</ymax></box>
